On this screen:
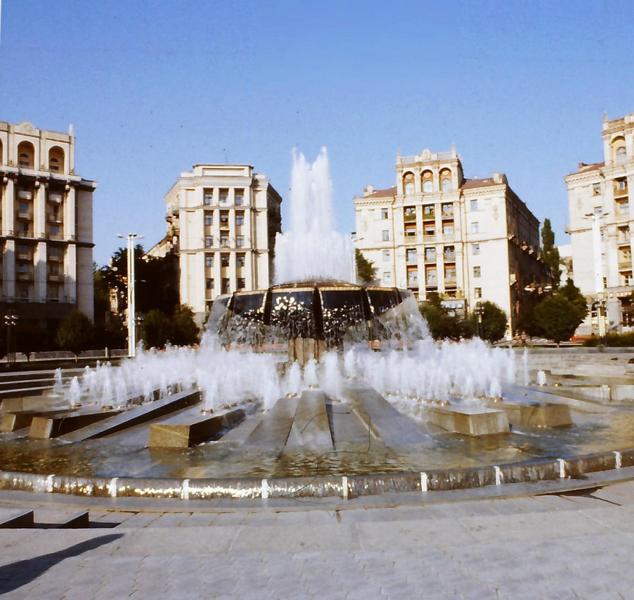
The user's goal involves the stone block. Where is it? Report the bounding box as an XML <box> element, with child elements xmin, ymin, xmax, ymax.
<box><xmin>427</xmin><ymin>405</ymin><xmax>509</xmax><ymax>436</ymax></box>
<box><xmin>29</xmin><ymin>408</ymin><xmax>121</xmax><ymax>439</ymax></box>
<box><xmin>498</xmin><ymin>401</ymin><xmax>572</xmax><ymax>428</ymax></box>
<box><xmin>0</xmin><ymin>510</ymin><xmax>34</xmax><ymax>528</ymax></box>
<box><xmin>148</xmin><ymin>408</ymin><xmax>245</xmax><ymax>448</ymax></box>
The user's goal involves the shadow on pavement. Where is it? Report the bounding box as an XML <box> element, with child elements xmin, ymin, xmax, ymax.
<box><xmin>0</xmin><ymin>533</ymin><xmax>123</xmax><ymax>594</ymax></box>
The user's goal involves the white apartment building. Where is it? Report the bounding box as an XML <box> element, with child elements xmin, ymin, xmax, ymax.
<box><xmin>161</xmin><ymin>164</ymin><xmax>281</xmax><ymax>321</ymax></box>
<box><xmin>0</xmin><ymin>121</ymin><xmax>95</xmax><ymax>333</ymax></box>
<box><xmin>566</xmin><ymin>111</ymin><xmax>634</xmax><ymax>333</ymax></box>
<box><xmin>354</xmin><ymin>147</ymin><xmax>546</xmax><ymax>332</ymax></box>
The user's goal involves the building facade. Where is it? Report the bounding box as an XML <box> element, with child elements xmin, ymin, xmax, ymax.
<box><xmin>566</xmin><ymin>112</ymin><xmax>634</xmax><ymax>334</ymax></box>
<box><xmin>162</xmin><ymin>164</ymin><xmax>281</xmax><ymax>321</ymax></box>
<box><xmin>0</xmin><ymin>121</ymin><xmax>95</xmax><ymax>336</ymax></box>
<box><xmin>353</xmin><ymin>147</ymin><xmax>546</xmax><ymax>333</ymax></box>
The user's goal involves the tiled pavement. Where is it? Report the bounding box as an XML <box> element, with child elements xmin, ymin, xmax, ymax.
<box><xmin>1</xmin><ymin>482</ymin><xmax>634</xmax><ymax>598</ymax></box>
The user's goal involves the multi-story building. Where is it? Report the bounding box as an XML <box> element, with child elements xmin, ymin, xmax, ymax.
<box><xmin>160</xmin><ymin>164</ymin><xmax>282</xmax><ymax>321</ymax></box>
<box><xmin>0</xmin><ymin>121</ymin><xmax>95</xmax><ymax>335</ymax></box>
<box><xmin>566</xmin><ymin>112</ymin><xmax>634</xmax><ymax>334</ymax></box>
<box><xmin>353</xmin><ymin>147</ymin><xmax>546</xmax><ymax>333</ymax></box>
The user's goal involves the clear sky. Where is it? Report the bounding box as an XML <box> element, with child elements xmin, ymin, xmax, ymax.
<box><xmin>1</xmin><ymin>0</ymin><xmax>633</xmax><ymax>265</ymax></box>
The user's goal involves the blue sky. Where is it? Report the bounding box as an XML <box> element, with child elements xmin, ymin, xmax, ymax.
<box><xmin>1</xmin><ymin>0</ymin><xmax>633</xmax><ymax>264</ymax></box>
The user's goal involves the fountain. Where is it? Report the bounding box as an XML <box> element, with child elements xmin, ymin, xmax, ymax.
<box><xmin>1</xmin><ymin>148</ymin><xmax>632</xmax><ymax>501</ymax></box>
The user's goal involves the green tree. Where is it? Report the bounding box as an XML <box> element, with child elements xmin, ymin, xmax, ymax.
<box><xmin>541</xmin><ymin>218</ymin><xmax>561</xmax><ymax>288</ymax></box>
<box><xmin>533</xmin><ymin>294</ymin><xmax>581</xmax><ymax>345</ymax></box>
<box><xmin>419</xmin><ymin>293</ymin><xmax>474</xmax><ymax>340</ymax></box>
<box><xmin>467</xmin><ymin>301</ymin><xmax>507</xmax><ymax>343</ymax></box>
<box><xmin>355</xmin><ymin>249</ymin><xmax>376</xmax><ymax>284</ymax></box>
<box><xmin>56</xmin><ymin>310</ymin><xmax>94</xmax><ymax>357</ymax></box>
<box><xmin>558</xmin><ymin>278</ymin><xmax>588</xmax><ymax>323</ymax></box>
<box><xmin>170</xmin><ymin>305</ymin><xmax>200</xmax><ymax>346</ymax></box>
<box><xmin>141</xmin><ymin>309</ymin><xmax>172</xmax><ymax>349</ymax></box>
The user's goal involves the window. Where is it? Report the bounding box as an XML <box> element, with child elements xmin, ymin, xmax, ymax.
<box><xmin>205</xmin><ymin>255</ymin><xmax>214</xmax><ymax>268</ymax></box>
<box><xmin>440</xmin><ymin>169</ymin><xmax>453</xmax><ymax>192</ymax></box>
<box><xmin>48</xmin><ymin>262</ymin><xmax>60</xmax><ymax>276</ymax></box>
<box><xmin>206</xmin><ymin>278</ymin><xmax>214</xmax><ymax>290</ymax></box>
<box><xmin>406</xmin><ymin>249</ymin><xmax>416</xmax><ymax>264</ymax></box>
<box><xmin>444</xmin><ymin>246</ymin><xmax>455</xmax><ymax>261</ymax></box>
<box><xmin>49</xmin><ymin>247</ymin><xmax>60</xmax><ymax>259</ymax></box>
<box><xmin>219</xmin><ymin>189</ymin><xmax>229</xmax><ymax>204</ymax></box>
<box><xmin>616</xmin><ymin>146</ymin><xmax>627</xmax><ymax>161</ymax></box>
<box><xmin>18</xmin><ymin>244</ymin><xmax>29</xmax><ymax>256</ymax></box>
<box><xmin>425</xmin><ymin>247</ymin><xmax>436</xmax><ymax>262</ymax></box>
<box><xmin>19</xmin><ymin>202</ymin><xmax>29</xmax><ymax>215</ymax></box>
<box><xmin>237</xmin><ymin>254</ymin><xmax>245</xmax><ymax>267</ymax></box>
<box><xmin>19</xmin><ymin>222</ymin><xmax>29</xmax><ymax>235</ymax></box>
<box><xmin>203</xmin><ymin>189</ymin><xmax>214</xmax><ymax>205</ymax></box>
<box><xmin>221</xmin><ymin>254</ymin><xmax>230</xmax><ymax>267</ymax></box>
<box><xmin>17</xmin><ymin>262</ymin><xmax>30</xmax><ymax>273</ymax></box>
<box><xmin>382</xmin><ymin>250</ymin><xmax>390</xmax><ymax>261</ymax></box>
<box><xmin>235</xmin><ymin>213</ymin><xmax>244</xmax><ymax>226</ymax></box>
<box><xmin>403</xmin><ymin>172</ymin><xmax>415</xmax><ymax>196</ymax></box>
<box><xmin>441</xmin><ymin>179</ymin><xmax>453</xmax><ymax>192</ymax></box>
<box><xmin>236</xmin><ymin>236</ymin><xmax>244</xmax><ymax>248</ymax></box>
<box><xmin>442</xmin><ymin>223</ymin><xmax>454</xmax><ymax>236</ymax></box>
<box><xmin>474</xmin><ymin>287</ymin><xmax>482</xmax><ymax>299</ymax></box>
<box><xmin>382</xmin><ymin>230</ymin><xmax>389</xmax><ymax>242</ymax></box>
<box><xmin>220</xmin><ymin>235</ymin><xmax>229</xmax><ymax>247</ymax></box>
<box><xmin>470</xmin><ymin>199</ymin><xmax>478</xmax><ymax>211</ymax></box>
<box><xmin>381</xmin><ymin>208</ymin><xmax>389</xmax><ymax>220</ymax></box>
<box><xmin>49</xmin><ymin>225</ymin><xmax>60</xmax><ymax>237</ymax></box>
<box><xmin>473</xmin><ymin>266</ymin><xmax>481</xmax><ymax>278</ymax></box>
<box><xmin>221</xmin><ymin>278</ymin><xmax>230</xmax><ymax>294</ymax></box>
<box><xmin>472</xmin><ymin>243</ymin><xmax>480</xmax><ymax>255</ymax></box>
<box><xmin>17</xmin><ymin>141</ymin><xmax>35</xmax><ymax>169</ymax></box>
<box><xmin>592</xmin><ymin>183</ymin><xmax>601</xmax><ymax>196</ymax></box>
<box><xmin>237</xmin><ymin>278</ymin><xmax>246</xmax><ymax>289</ymax></box>
<box><xmin>204</xmin><ymin>214</ymin><xmax>213</xmax><ymax>226</ymax></box>
<box><xmin>423</xmin><ymin>205</ymin><xmax>435</xmax><ymax>218</ymax></box>
<box><xmin>423</xmin><ymin>180</ymin><xmax>433</xmax><ymax>193</ymax></box>
<box><xmin>204</xmin><ymin>236</ymin><xmax>213</xmax><ymax>248</ymax></box>
<box><xmin>383</xmin><ymin>271</ymin><xmax>392</xmax><ymax>282</ymax></box>
<box><xmin>220</xmin><ymin>212</ymin><xmax>229</xmax><ymax>225</ymax></box>
<box><xmin>471</xmin><ymin>222</ymin><xmax>479</xmax><ymax>234</ymax></box>
<box><xmin>441</xmin><ymin>203</ymin><xmax>453</xmax><ymax>217</ymax></box>
<box><xmin>235</xmin><ymin>189</ymin><xmax>244</xmax><ymax>205</ymax></box>
<box><xmin>49</xmin><ymin>147</ymin><xmax>64</xmax><ymax>173</ymax></box>
<box><xmin>407</xmin><ymin>271</ymin><xmax>418</xmax><ymax>286</ymax></box>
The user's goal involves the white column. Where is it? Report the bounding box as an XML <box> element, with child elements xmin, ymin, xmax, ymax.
<box><xmin>34</xmin><ymin>241</ymin><xmax>47</xmax><ymax>301</ymax></box>
<box><xmin>64</xmin><ymin>186</ymin><xmax>76</xmax><ymax>240</ymax></box>
<box><xmin>3</xmin><ymin>240</ymin><xmax>15</xmax><ymax>299</ymax></box>
<box><xmin>245</xmin><ymin>250</ymin><xmax>253</xmax><ymax>290</ymax></box>
<box><xmin>35</xmin><ymin>181</ymin><xmax>46</xmax><ymax>238</ymax></box>
<box><xmin>229</xmin><ymin>251</ymin><xmax>237</xmax><ymax>292</ymax></box>
<box><xmin>591</xmin><ymin>212</ymin><xmax>604</xmax><ymax>293</ymax></box>
<box><xmin>213</xmin><ymin>251</ymin><xmax>222</xmax><ymax>298</ymax></box>
<box><xmin>2</xmin><ymin>176</ymin><xmax>15</xmax><ymax>236</ymax></box>
<box><xmin>65</xmin><ymin>244</ymin><xmax>77</xmax><ymax>303</ymax></box>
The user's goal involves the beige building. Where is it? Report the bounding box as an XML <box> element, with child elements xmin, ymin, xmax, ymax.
<box><xmin>354</xmin><ymin>147</ymin><xmax>546</xmax><ymax>333</ymax></box>
<box><xmin>566</xmin><ymin>111</ymin><xmax>634</xmax><ymax>334</ymax></box>
<box><xmin>160</xmin><ymin>164</ymin><xmax>281</xmax><ymax>321</ymax></box>
<box><xmin>0</xmin><ymin>121</ymin><xmax>95</xmax><ymax>334</ymax></box>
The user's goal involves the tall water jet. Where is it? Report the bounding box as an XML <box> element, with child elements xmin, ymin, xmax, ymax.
<box><xmin>274</xmin><ymin>148</ymin><xmax>354</xmax><ymax>284</ymax></box>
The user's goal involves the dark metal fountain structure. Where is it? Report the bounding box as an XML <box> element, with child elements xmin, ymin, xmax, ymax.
<box><xmin>215</xmin><ymin>280</ymin><xmax>413</xmax><ymax>363</ymax></box>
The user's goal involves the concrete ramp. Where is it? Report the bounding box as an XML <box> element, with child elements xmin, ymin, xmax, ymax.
<box><xmin>285</xmin><ymin>391</ymin><xmax>333</xmax><ymax>451</ymax></box>
<box><xmin>243</xmin><ymin>397</ymin><xmax>298</xmax><ymax>452</ymax></box>
<box><xmin>345</xmin><ymin>385</ymin><xmax>428</xmax><ymax>447</ymax></box>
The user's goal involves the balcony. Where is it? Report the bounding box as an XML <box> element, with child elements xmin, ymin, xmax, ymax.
<box><xmin>48</xmin><ymin>273</ymin><xmax>61</xmax><ymax>282</ymax></box>
<box><xmin>403</xmin><ymin>208</ymin><xmax>416</xmax><ymax>222</ymax></box>
<box><xmin>422</xmin><ymin>210</ymin><xmax>435</xmax><ymax>221</ymax></box>
<box><xmin>17</xmin><ymin>190</ymin><xmax>32</xmax><ymax>200</ymax></box>
<box><xmin>445</xmin><ymin>278</ymin><xmax>457</xmax><ymax>286</ymax></box>
<box><xmin>17</xmin><ymin>271</ymin><xmax>34</xmax><ymax>282</ymax></box>
<box><xmin>48</xmin><ymin>254</ymin><xmax>62</xmax><ymax>262</ymax></box>
<box><xmin>618</xmin><ymin>259</ymin><xmax>632</xmax><ymax>270</ymax></box>
<box><xmin>48</xmin><ymin>193</ymin><xmax>63</xmax><ymax>203</ymax></box>
<box><xmin>444</xmin><ymin>252</ymin><xmax>456</xmax><ymax>262</ymax></box>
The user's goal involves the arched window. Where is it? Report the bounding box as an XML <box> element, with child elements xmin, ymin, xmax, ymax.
<box><xmin>403</xmin><ymin>172</ymin><xmax>415</xmax><ymax>196</ymax></box>
<box><xmin>421</xmin><ymin>170</ymin><xmax>433</xmax><ymax>193</ymax></box>
<box><xmin>440</xmin><ymin>168</ymin><xmax>453</xmax><ymax>192</ymax></box>
<box><xmin>17</xmin><ymin>141</ymin><xmax>35</xmax><ymax>169</ymax></box>
<box><xmin>49</xmin><ymin>146</ymin><xmax>65</xmax><ymax>173</ymax></box>
<box><xmin>612</xmin><ymin>137</ymin><xmax>626</xmax><ymax>162</ymax></box>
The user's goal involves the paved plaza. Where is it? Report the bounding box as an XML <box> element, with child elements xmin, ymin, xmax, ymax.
<box><xmin>0</xmin><ymin>481</ymin><xmax>634</xmax><ymax>599</ymax></box>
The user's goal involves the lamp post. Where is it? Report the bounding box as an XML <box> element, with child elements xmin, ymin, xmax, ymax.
<box><xmin>118</xmin><ymin>233</ymin><xmax>142</xmax><ymax>357</ymax></box>
<box><xmin>474</xmin><ymin>302</ymin><xmax>484</xmax><ymax>338</ymax></box>
<box><xmin>4</xmin><ymin>313</ymin><xmax>18</xmax><ymax>365</ymax></box>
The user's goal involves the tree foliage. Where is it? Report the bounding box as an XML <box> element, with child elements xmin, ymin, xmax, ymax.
<box><xmin>533</xmin><ymin>279</ymin><xmax>588</xmax><ymax>344</ymax></box>
<box><xmin>56</xmin><ymin>310</ymin><xmax>94</xmax><ymax>356</ymax></box>
<box><xmin>419</xmin><ymin>293</ymin><xmax>474</xmax><ymax>341</ymax></box>
<box><xmin>141</xmin><ymin>309</ymin><xmax>172</xmax><ymax>350</ymax></box>
<box><xmin>141</xmin><ymin>305</ymin><xmax>200</xmax><ymax>350</ymax></box>
<box><xmin>467</xmin><ymin>301</ymin><xmax>508</xmax><ymax>343</ymax></box>
<box><xmin>355</xmin><ymin>249</ymin><xmax>376</xmax><ymax>284</ymax></box>
<box><xmin>541</xmin><ymin>218</ymin><xmax>561</xmax><ymax>288</ymax></box>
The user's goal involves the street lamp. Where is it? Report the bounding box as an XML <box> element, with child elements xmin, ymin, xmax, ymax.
<box><xmin>474</xmin><ymin>302</ymin><xmax>484</xmax><ymax>338</ymax></box>
<box><xmin>3</xmin><ymin>313</ymin><xmax>18</xmax><ymax>365</ymax></box>
<box><xmin>117</xmin><ymin>233</ymin><xmax>143</xmax><ymax>357</ymax></box>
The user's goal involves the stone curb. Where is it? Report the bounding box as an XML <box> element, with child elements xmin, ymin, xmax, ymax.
<box><xmin>0</xmin><ymin>448</ymin><xmax>632</xmax><ymax>502</ymax></box>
